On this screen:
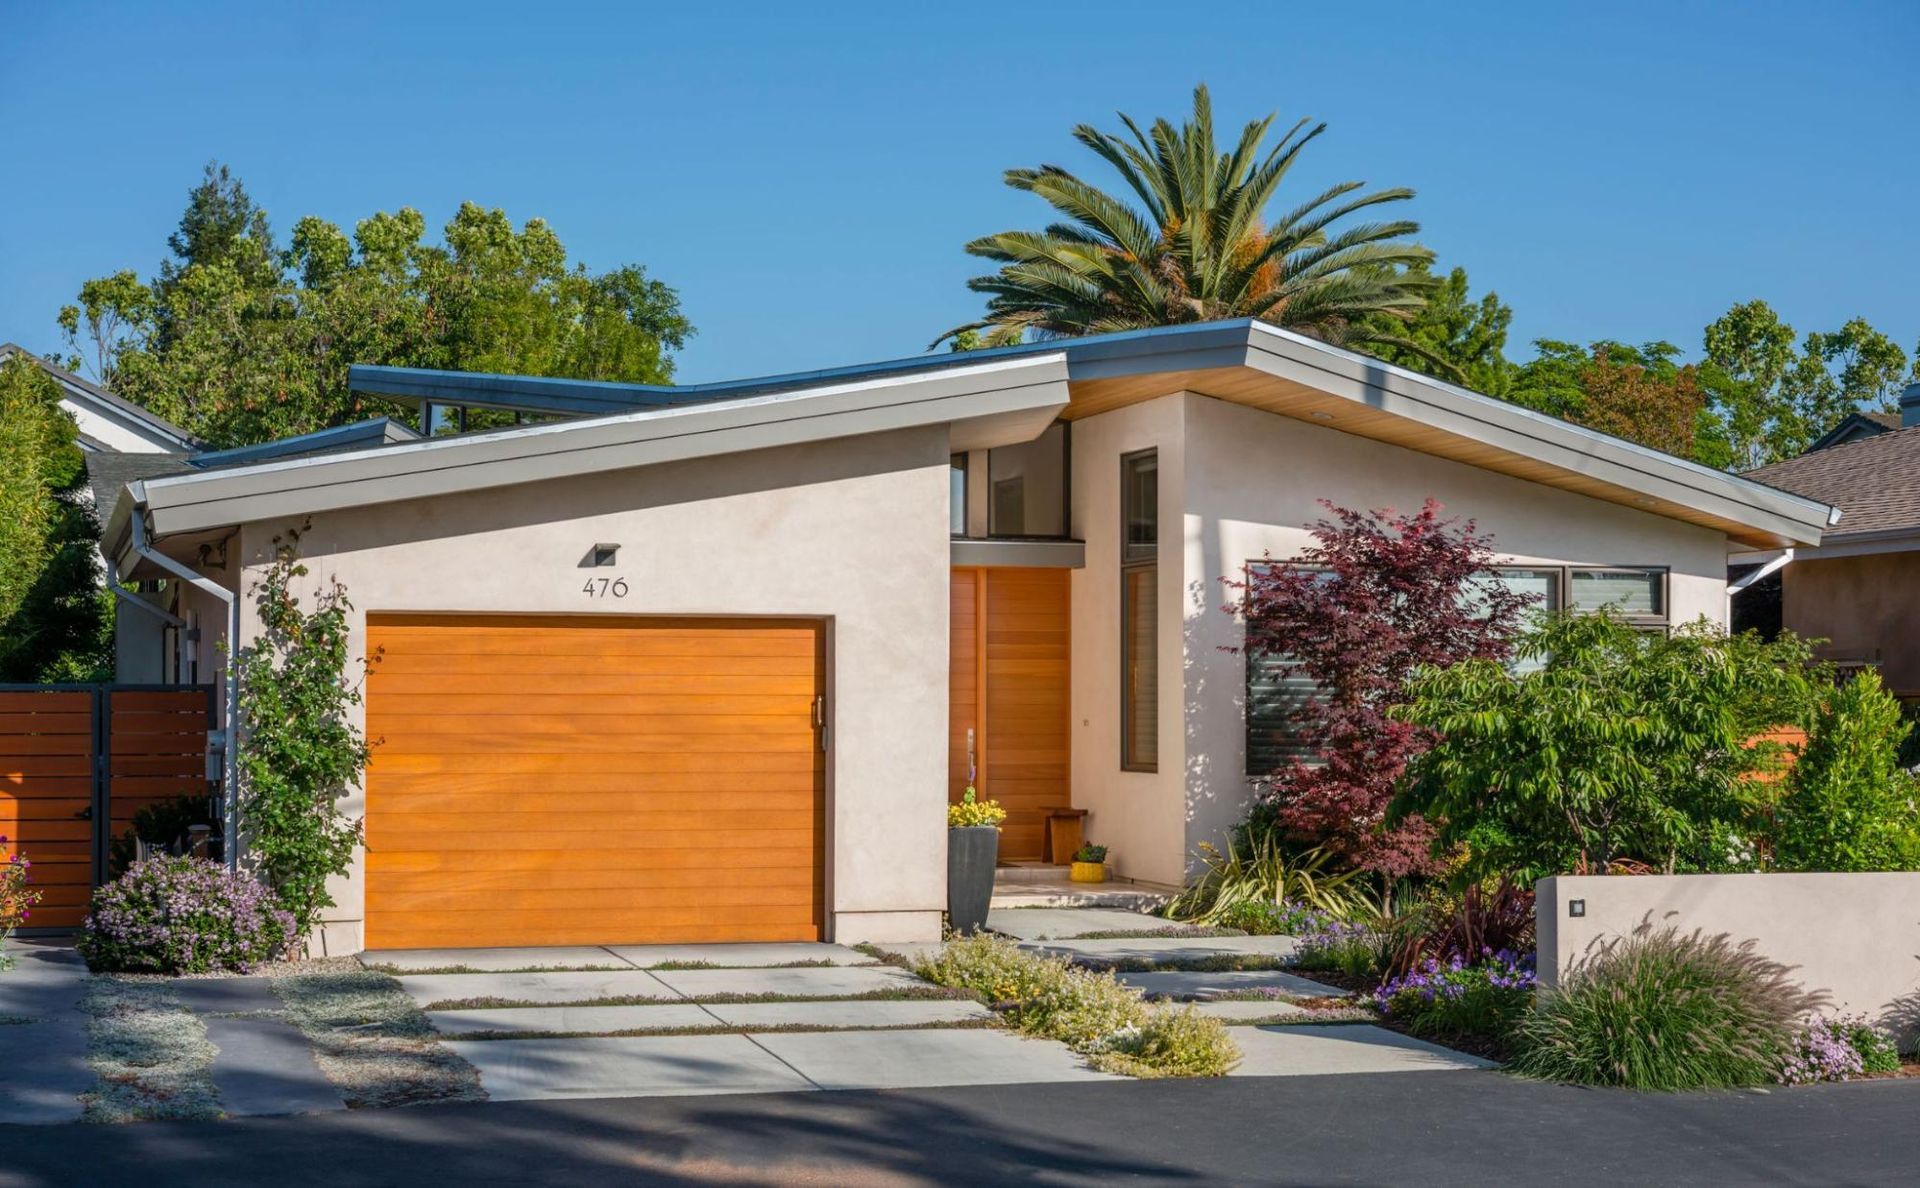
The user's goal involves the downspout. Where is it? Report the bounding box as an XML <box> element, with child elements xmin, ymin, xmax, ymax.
<box><xmin>1726</xmin><ymin>548</ymin><xmax>1795</xmax><ymax>623</ymax></box>
<box><xmin>127</xmin><ymin>500</ymin><xmax>241</xmax><ymax>872</ymax></box>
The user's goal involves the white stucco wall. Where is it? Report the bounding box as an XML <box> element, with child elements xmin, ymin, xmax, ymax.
<box><xmin>224</xmin><ymin>426</ymin><xmax>952</xmax><ymax>953</ymax></box>
<box><xmin>1071</xmin><ymin>392</ymin><xmax>1736</xmax><ymax>887</ymax></box>
<box><xmin>1537</xmin><ymin>874</ymin><xmax>1920</xmax><ymax>1043</ymax></box>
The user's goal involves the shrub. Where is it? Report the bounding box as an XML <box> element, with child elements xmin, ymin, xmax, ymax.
<box><xmin>947</xmin><ymin>787</ymin><xmax>1006</xmax><ymax>829</ymax></box>
<box><xmin>1511</xmin><ymin>925</ymin><xmax>1826</xmax><ymax>1090</ymax></box>
<box><xmin>1211</xmin><ymin>900</ymin><xmax>1301</xmax><ymax>936</ymax></box>
<box><xmin>1164</xmin><ymin>834</ymin><xmax>1375</xmax><ymax>925</ymax></box>
<box><xmin>909</xmin><ymin>933</ymin><xmax>1240</xmax><ymax>1077</ymax></box>
<box><xmin>1398</xmin><ymin>617</ymin><xmax>1824</xmax><ymax>881</ymax></box>
<box><xmin>1</xmin><ymin>838</ymin><xmax>44</xmax><ymax>967</ymax></box>
<box><xmin>78</xmin><ymin>856</ymin><xmax>293</xmax><ymax>974</ymax></box>
<box><xmin>1072</xmin><ymin>843</ymin><xmax>1108</xmax><ymax>864</ymax></box>
<box><xmin>1386</xmin><ymin>879</ymin><xmax>1536</xmax><ymax>980</ymax></box>
<box><xmin>1374</xmin><ymin>951</ymin><xmax>1536</xmax><ymax>1042</ymax></box>
<box><xmin>1778</xmin><ymin>1014</ymin><xmax>1900</xmax><ymax>1084</ymax></box>
<box><xmin>1090</xmin><ymin>1006</ymin><xmax>1242</xmax><ymax>1078</ymax></box>
<box><xmin>108</xmin><ymin>793</ymin><xmax>221</xmax><ymax>878</ymax></box>
<box><xmin>1768</xmin><ymin>672</ymin><xmax>1920</xmax><ymax>872</ymax></box>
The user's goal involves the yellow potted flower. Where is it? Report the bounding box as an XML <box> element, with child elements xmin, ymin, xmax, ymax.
<box><xmin>947</xmin><ymin>787</ymin><xmax>1006</xmax><ymax>935</ymax></box>
<box><xmin>1070</xmin><ymin>842</ymin><xmax>1109</xmax><ymax>884</ymax></box>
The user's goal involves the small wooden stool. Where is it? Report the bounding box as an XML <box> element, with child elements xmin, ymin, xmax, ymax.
<box><xmin>1039</xmin><ymin>806</ymin><xmax>1089</xmax><ymax>864</ymax></box>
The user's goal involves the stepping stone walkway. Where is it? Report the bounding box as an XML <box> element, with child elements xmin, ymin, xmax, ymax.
<box><xmin>399</xmin><ymin>969</ymin><xmax>678</xmax><ymax>1008</ymax></box>
<box><xmin>1026</xmin><ymin>934</ymin><xmax>1299</xmax><ymax>968</ymax></box>
<box><xmin>368</xmin><ymin>942</ymin><xmax>872</xmax><ymax>973</ymax></box>
<box><xmin>201</xmin><ymin>1017</ymin><xmax>345</xmax><ymax>1116</ymax></box>
<box><xmin>984</xmin><ymin>908</ymin><xmax>1185</xmax><ymax>940</ymax></box>
<box><xmin>429</xmin><ymin>1003</ymin><xmax>720</xmax><ymax>1037</ymax></box>
<box><xmin>167</xmin><ymin>977</ymin><xmax>285</xmax><ymax>1015</ymax></box>
<box><xmin>0</xmin><ymin>941</ymin><xmax>92</xmax><ymax>1125</ymax></box>
<box><xmin>1118</xmin><ymin>969</ymin><xmax>1348</xmax><ymax>1000</ymax></box>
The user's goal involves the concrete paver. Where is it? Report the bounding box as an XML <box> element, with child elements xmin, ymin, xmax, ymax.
<box><xmin>203</xmin><ymin>1017</ymin><xmax>345</xmax><ymax>1116</ymax></box>
<box><xmin>397</xmin><ymin>969</ymin><xmax>678</xmax><ymax>1008</ymax></box>
<box><xmin>0</xmin><ymin>940</ymin><xmax>89</xmax><ymax>1020</ymax></box>
<box><xmin>985</xmin><ymin>908</ymin><xmax>1183</xmax><ymax>940</ymax></box>
<box><xmin>0</xmin><ymin>1013</ymin><xmax>90</xmax><ymax>1125</ymax></box>
<box><xmin>1118</xmin><ymin>969</ymin><xmax>1348</xmax><ymax>1000</ymax></box>
<box><xmin>365</xmin><ymin>947</ymin><xmax>625</xmax><ymax>973</ymax></box>
<box><xmin>604</xmin><ymin>942</ymin><xmax>872</xmax><ymax>968</ymax></box>
<box><xmin>700</xmin><ymin>998</ymin><xmax>994</xmax><ymax>1029</ymax></box>
<box><xmin>447</xmin><ymin>1034</ymin><xmax>815</xmax><ymax>1101</ymax></box>
<box><xmin>428</xmin><ymin>1004</ymin><xmax>721</xmax><ymax>1036</ymax></box>
<box><xmin>753</xmin><ymin>1028</ymin><xmax>1116</xmax><ymax>1090</ymax></box>
<box><xmin>1228</xmin><ymin>1024</ymin><xmax>1494</xmax><ymax>1076</ymax></box>
<box><xmin>1029</xmin><ymin>934</ymin><xmax>1299</xmax><ymax>966</ymax></box>
<box><xmin>647</xmin><ymin>964</ymin><xmax>929</xmax><ymax>1000</ymax></box>
<box><xmin>168</xmin><ymin>977</ymin><xmax>284</xmax><ymax>1015</ymax></box>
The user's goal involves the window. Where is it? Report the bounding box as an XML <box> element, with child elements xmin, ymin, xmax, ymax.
<box><xmin>949</xmin><ymin>454</ymin><xmax>968</xmax><ymax>536</ymax></box>
<box><xmin>1246</xmin><ymin>651</ymin><xmax>1317</xmax><ymax>775</ymax></box>
<box><xmin>1569</xmin><ymin>567</ymin><xmax>1666</xmax><ymax>623</ymax></box>
<box><xmin>1121</xmin><ymin>449</ymin><xmax>1158</xmax><ymax>771</ymax></box>
<box><xmin>1483</xmin><ymin>567</ymin><xmax>1562</xmax><ymax>613</ymax></box>
<box><xmin>988</xmin><ymin>422</ymin><xmax>1069</xmax><ymax>537</ymax></box>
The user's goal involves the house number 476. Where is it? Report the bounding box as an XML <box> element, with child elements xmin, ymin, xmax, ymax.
<box><xmin>582</xmin><ymin>577</ymin><xmax>629</xmax><ymax>598</ymax></box>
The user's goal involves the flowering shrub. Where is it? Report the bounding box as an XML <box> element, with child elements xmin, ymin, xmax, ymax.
<box><xmin>911</xmin><ymin>933</ymin><xmax>1061</xmax><ymax>1003</ymax></box>
<box><xmin>1090</xmin><ymin>1005</ymin><xmax>1242</xmax><ymax>1078</ymax></box>
<box><xmin>1</xmin><ymin>837</ymin><xmax>44</xmax><ymax>966</ymax></box>
<box><xmin>1374</xmin><ymin>950</ymin><xmax>1537</xmax><ymax>1042</ymax></box>
<box><xmin>1291</xmin><ymin>908</ymin><xmax>1386</xmax><ymax>979</ymax></box>
<box><xmin>1778</xmin><ymin>1015</ymin><xmax>1901</xmax><ymax>1084</ymax></box>
<box><xmin>78</xmin><ymin>857</ymin><xmax>293</xmax><ymax>974</ymax></box>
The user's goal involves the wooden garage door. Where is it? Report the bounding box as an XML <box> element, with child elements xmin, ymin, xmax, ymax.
<box><xmin>364</xmin><ymin>615</ymin><xmax>825</xmax><ymax>949</ymax></box>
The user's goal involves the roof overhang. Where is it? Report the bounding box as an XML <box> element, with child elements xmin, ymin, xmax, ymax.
<box><xmin>106</xmin><ymin>353</ymin><xmax>1069</xmax><ymax>572</ymax></box>
<box><xmin>1055</xmin><ymin>321</ymin><xmax>1834</xmax><ymax>550</ymax></box>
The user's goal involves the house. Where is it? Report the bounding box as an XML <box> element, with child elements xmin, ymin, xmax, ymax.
<box><xmin>1742</xmin><ymin>382</ymin><xmax>1920</xmax><ymax>697</ymax></box>
<box><xmin>0</xmin><ymin>343</ymin><xmax>197</xmax><ymax>455</ymax></box>
<box><xmin>97</xmin><ymin>319</ymin><xmax>1834</xmax><ymax>953</ymax></box>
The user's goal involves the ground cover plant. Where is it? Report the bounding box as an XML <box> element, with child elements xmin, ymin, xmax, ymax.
<box><xmin>79</xmin><ymin>979</ymin><xmax>219</xmax><ymax>1123</ymax></box>
<box><xmin>1778</xmin><ymin>1014</ymin><xmax>1901</xmax><ymax>1084</ymax></box>
<box><xmin>1374</xmin><ymin>950</ymin><xmax>1535</xmax><ymax>1047</ymax></box>
<box><xmin>1511</xmin><ymin>925</ymin><xmax>1825</xmax><ymax>1090</ymax></box>
<box><xmin>78</xmin><ymin>856</ymin><xmax>292</xmax><ymax>974</ymax></box>
<box><xmin>272</xmin><ymin>970</ymin><xmax>482</xmax><ymax>1108</ymax></box>
<box><xmin>910</xmin><ymin>934</ymin><xmax>1239</xmax><ymax>1077</ymax></box>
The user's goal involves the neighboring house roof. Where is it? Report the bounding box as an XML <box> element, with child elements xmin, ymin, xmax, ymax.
<box><xmin>83</xmin><ymin>449</ymin><xmax>197</xmax><ymax>514</ymax></box>
<box><xmin>106</xmin><ymin>319</ymin><xmax>1837</xmax><ymax>568</ymax></box>
<box><xmin>187</xmin><ymin>417</ymin><xmax>421</xmax><ymax>468</ymax></box>
<box><xmin>1807</xmin><ymin>411</ymin><xmax>1900</xmax><ymax>453</ymax></box>
<box><xmin>1745</xmin><ymin>423</ymin><xmax>1920</xmax><ymax>546</ymax></box>
<box><xmin>0</xmin><ymin>342</ymin><xmax>199</xmax><ymax>453</ymax></box>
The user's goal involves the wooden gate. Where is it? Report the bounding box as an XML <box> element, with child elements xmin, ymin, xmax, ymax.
<box><xmin>0</xmin><ymin>685</ymin><xmax>215</xmax><ymax>929</ymax></box>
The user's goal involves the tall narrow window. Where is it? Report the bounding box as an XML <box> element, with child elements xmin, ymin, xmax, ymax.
<box><xmin>949</xmin><ymin>454</ymin><xmax>968</xmax><ymax>537</ymax></box>
<box><xmin>1121</xmin><ymin>450</ymin><xmax>1158</xmax><ymax>771</ymax></box>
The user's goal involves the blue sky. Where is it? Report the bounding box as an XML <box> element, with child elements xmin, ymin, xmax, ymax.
<box><xmin>3</xmin><ymin>1</ymin><xmax>1915</xmax><ymax>384</ymax></box>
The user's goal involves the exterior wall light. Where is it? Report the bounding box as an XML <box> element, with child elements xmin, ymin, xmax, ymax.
<box><xmin>1568</xmin><ymin>899</ymin><xmax>1586</xmax><ymax>918</ymax></box>
<box><xmin>590</xmin><ymin>543</ymin><xmax>620</xmax><ymax>567</ymax></box>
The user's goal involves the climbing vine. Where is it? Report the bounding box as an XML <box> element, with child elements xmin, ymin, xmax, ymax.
<box><xmin>235</xmin><ymin>526</ymin><xmax>371</xmax><ymax>945</ymax></box>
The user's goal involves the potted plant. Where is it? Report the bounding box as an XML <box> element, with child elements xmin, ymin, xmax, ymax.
<box><xmin>947</xmin><ymin>787</ymin><xmax>1006</xmax><ymax>935</ymax></box>
<box><xmin>1070</xmin><ymin>843</ymin><xmax>1109</xmax><ymax>884</ymax></box>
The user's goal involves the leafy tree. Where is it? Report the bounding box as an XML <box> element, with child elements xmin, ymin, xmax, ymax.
<box><xmin>1396</xmin><ymin>616</ymin><xmax>1823</xmax><ymax>881</ymax></box>
<box><xmin>1357</xmin><ymin>262</ymin><xmax>1516</xmax><ymax>394</ymax></box>
<box><xmin>1228</xmin><ymin>499</ymin><xmax>1533</xmax><ymax>880</ymax></box>
<box><xmin>1700</xmin><ymin>300</ymin><xmax>1913</xmax><ymax>467</ymax></box>
<box><xmin>936</xmin><ymin>84</ymin><xmax>1436</xmax><ymax>354</ymax></box>
<box><xmin>60</xmin><ymin>163</ymin><xmax>694</xmax><ymax>449</ymax></box>
<box><xmin>1507</xmin><ymin>340</ymin><xmax>1713</xmax><ymax>461</ymax></box>
<box><xmin>0</xmin><ymin>354</ymin><xmax>111</xmax><ymax>682</ymax></box>
<box><xmin>234</xmin><ymin>527</ymin><xmax>371</xmax><ymax>942</ymax></box>
<box><xmin>1768</xmin><ymin>671</ymin><xmax>1920</xmax><ymax>872</ymax></box>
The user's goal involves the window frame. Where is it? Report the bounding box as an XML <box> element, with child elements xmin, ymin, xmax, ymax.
<box><xmin>949</xmin><ymin>453</ymin><xmax>969</xmax><ymax>538</ymax></box>
<box><xmin>1120</xmin><ymin>448</ymin><xmax>1159</xmax><ymax>773</ymax></box>
<box><xmin>1566</xmin><ymin>565</ymin><xmax>1669</xmax><ymax>627</ymax></box>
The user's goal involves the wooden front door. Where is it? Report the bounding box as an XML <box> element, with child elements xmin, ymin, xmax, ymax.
<box><xmin>363</xmin><ymin>614</ymin><xmax>826</xmax><ymax>949</ymax></box>
<box><xmin>949</xmin><ymin>568</ymin><xmax>1072</xmax><ymax>862</ymax></box>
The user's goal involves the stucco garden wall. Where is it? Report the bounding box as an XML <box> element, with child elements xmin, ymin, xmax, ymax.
<box><xmin>228</xmin><ymin>426</ymin><xmax>953</xmax><ymax>953</ymax></box>
<box><xmin>1537</xmin><ymin>874</ymin><xmax>1920</xmax><ymax>1043</ymax></box>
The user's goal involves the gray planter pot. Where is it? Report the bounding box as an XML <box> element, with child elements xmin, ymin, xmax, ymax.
<box><xmin>947</xmin><ymin>825</ymin><xmax>999</xmax><ymax>935</ymax></box>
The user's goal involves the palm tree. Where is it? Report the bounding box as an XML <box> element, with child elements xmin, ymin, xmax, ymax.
<box><xmin>936</xmin><ymin>85</ymin><xmax>1438</xmax><ymax>359</ymax></box>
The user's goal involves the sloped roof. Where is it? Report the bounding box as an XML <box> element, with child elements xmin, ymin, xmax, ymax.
<box><xmin>1745</xmin><ymin>423</ymin><xmax>1920</xmax><ymax>537</ymax></box>
<box><xmin>0</xmin><ymin>343</ymin><xmax>199</xmax><ymax>451</ymax></box>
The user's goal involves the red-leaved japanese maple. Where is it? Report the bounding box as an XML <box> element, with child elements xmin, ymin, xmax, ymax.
<box><xmin>1228</xmin><ymin>498</ymin><xmax>1533</xmax><ymax>878</ymax></box>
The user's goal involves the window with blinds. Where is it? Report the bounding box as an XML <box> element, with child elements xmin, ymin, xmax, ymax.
<box><xmin>1246</xmin><ymin>650</ymin><xmax>1318</xmax><ymax>775</ymax></box>
<box><xmin>1569</xmin><ymin>567</ymin><xmax>1666</xmax><ymax>621</ymax></box>
<box><xmin>1121</xmin><ymin>450</ymin><xmax>1158</xmax><ymax>771</ymax></box>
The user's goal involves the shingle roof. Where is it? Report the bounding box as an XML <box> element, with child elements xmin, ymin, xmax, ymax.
<box><xmin>1745</xmin><ymin>423</ymin><xmax>1920</xmax><ymax>537</ymax></box>
<box><xmin>83</xmin><ymin>450</ymin><xmax>195</xmax><ymax>514</ymax></box>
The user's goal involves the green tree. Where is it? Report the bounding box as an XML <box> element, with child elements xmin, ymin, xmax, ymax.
<box><xmin>60</xmin><ymin>163</ymin><xmax>694</xmax><ymax>449</ymax></box>
<box><xmin>1357</xmin><ymin>262</ymin><xmax>1516</xmax><ymax>393</ymax></box>
<box><xmin>1768</xmin><ymin>671</ymin><xmax>1920</xmax><ymax>872</ymax></box>
<box><xmin>0</xmin><ymin>355</ymin><xmax>111</xmax><ymax>681</ymax></box>
<box><xmin>1395</xmin><ymin>615</ymin><xmax>1822</xmax><ymax>881</ymax></box>
<box><xmin>1700</xmin><ymin>301</ymin><xmax>1912</xmax><ymax>467</ymax></box>
<box><xmin>1508</xmin><ymin>340</ymin><xmax>1716</xmax><ymax>462</ymax></box>
<box><xmin>936</xmin><ymin>85</ymin><xmax>1436</xmax><ymax>352</ymax></box>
